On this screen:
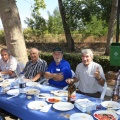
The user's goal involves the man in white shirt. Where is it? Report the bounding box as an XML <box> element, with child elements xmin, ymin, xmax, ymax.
<box><xmin>0</xmin><ymin>48</ymin><xmax>17</xmax><ymax>77</ymax></box>
<box><xmin>66</xmin><ymin>49</ymin><xmax>105</xmax><ymax>98</ymax></box>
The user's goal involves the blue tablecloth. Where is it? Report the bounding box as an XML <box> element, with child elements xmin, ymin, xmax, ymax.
<box><xmin>0</xmin><ymin>85</ymin><xmax>119</xmax><ymax>120</ymax></box>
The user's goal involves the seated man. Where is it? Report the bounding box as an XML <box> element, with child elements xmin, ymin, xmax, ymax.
<box><xmin>44</xmin><ymin>47</ymin><xmax>72</xmax><ymax>87</ymax></box>
<box><xmin>0</xmin><ymin>48</ymin><xmax>17</xmax><ymax>77</ymax></box>
<box><xmin>112</xmin><ymin>70</ymin><xmax>120</xmax><ymax>101</ymax></box>
<box><xmin>23</xmin><ymin>48</ymin><xmax>47</xmax><ymax>82</ymax></box>
<box><xmin>66</xmin><ymin>49</ymin><xmax>106</xmax><ymax>98</ymax></box>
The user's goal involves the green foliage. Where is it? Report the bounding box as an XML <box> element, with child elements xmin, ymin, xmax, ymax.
<box><xmin>40</xmin><ymin>52</ymin><xmax>113</xmax><ymax>73</ymax></box>
<box><xmin>84</xmin><ymin>16</ymin><xmax>108</xmax><ymax>37</ymax></box>
<box><xmin>0</xmin><ymin>30</ymin><xmax>5</xmax><ymax>44</ymax></box>
<box><xmin>47</xmin><ymin>7</ymin><xmax>64</xmax><ymax>34</ymax></box>
<box><xmin>63</xmin><ymin>0</ymin><xmax>112</xmax><ymax>33</ymax></box>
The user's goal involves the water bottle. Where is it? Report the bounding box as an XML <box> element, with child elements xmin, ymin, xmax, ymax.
<box><xmin>19</xmin><ymin>72</ymin><xmax>26</xmax><ymax>98</ymax></box>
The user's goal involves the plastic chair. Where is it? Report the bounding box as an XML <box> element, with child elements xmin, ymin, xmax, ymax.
<box><xmin>39</xmin><ymin>78</ymin><xmax>48</xmax><ymax>85</ymax></box>
<box><xmin>100</xmin><ymin>82</ymin><xmax>107</xmax><ymax>100</ymax></box>
<box><xmin>15</xmin><ymin>62</ymin><xmax>25</xmax><ymax>77</ymax></box>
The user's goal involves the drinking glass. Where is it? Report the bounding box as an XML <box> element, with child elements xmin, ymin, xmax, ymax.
<box><xmin>96</xmin><ymin>98</ymin><xmax>102</xmax><ymax>110</ymax></box>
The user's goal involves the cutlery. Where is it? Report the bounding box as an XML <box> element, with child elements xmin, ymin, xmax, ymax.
<box><xmin>7</xmin><ymin>94</ymin><xmax>19</xmax><ymax>100</ymax></box>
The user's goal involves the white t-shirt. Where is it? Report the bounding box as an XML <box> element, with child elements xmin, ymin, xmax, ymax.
<box><xmin>75</xmin><ymin>61</ymin><xmax>105</xmax><ymax>93</ymax></box>
<box><xmin>0</xmin><ymin>55</ymin><xmax>18</xmax><ymax>71</ymax></box>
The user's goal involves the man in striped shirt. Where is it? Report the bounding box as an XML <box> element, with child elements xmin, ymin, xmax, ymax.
<box><xmin>23</xmin><ymin>48</ymin><xmax>47</xmax><ymax>82</ymax></box>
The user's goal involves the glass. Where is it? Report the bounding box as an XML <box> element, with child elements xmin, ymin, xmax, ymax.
<box><xmin>96</xmin><ymin>98</ymin><xmax>102</xmax><ymax>110</ymax></box>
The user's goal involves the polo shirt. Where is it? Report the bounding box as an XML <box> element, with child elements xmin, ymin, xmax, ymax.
<box><xmin>46</xmin><ymin>59</ymin><xmax>72</xmax><ymax>87</ymax></box>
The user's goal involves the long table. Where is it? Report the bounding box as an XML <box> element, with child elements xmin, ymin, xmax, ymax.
<box><xmin>0</xmin><ymin>84</ymin><xmax>119</xmax><ymax>120</ymax></box>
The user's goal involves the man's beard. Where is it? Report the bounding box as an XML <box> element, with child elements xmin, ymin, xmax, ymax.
<box><xmin>55</xmin><ymin>59</ymin><xmax>61</xmax><ymax>63</ymax></box>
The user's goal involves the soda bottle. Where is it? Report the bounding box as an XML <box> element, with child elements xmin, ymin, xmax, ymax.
<box><xmin>68</xmin><ymin>83</ymin><xmax>76</xmax><ymax>104</ymax></box>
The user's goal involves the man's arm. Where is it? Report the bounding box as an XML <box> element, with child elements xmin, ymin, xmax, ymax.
<box><xmin>0</xmin><ymin>70</ymin><xmax>13</xmax><ymax>75</ymax></box>
<box><xmin>44</xmin><ymin>72</ymin><xmax>63</xmax><ymax>81</ymax></box>
<box><xmin>32</xmin><ymin>72</ymin><xmax>42</xmax><ymax>82</ymax></box>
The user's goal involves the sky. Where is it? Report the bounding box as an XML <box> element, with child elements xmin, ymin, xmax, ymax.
<box><xmin>0</xmin><ymin>0</ymin><xmax>58</xmax><ymax>29</ymax></box>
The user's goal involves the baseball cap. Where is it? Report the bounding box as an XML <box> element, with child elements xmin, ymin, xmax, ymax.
<box><xmin>53</xmin><ymin>47</ymin><xmax>63</xmax><ymax>53</ymax></box>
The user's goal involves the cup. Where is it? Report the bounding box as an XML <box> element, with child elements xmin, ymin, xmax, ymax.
<box><xmin>96</xmin><ymin>98</ymin><xmax>102</xmax><ymax>110</ymax></box>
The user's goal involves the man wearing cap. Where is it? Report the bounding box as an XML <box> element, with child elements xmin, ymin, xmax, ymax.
<box><xmin>44</xmin><ymin>47</ymin><xmax>72</xmax><ymax>87</ymax></box>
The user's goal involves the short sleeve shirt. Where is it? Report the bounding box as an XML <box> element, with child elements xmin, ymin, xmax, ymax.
<box><xmin>46</xmin><ymin>59</ymin><xmax>72</xmax><ymax>87</ymax></box>
<box><xmin>0</xmin><ymin>56</ymin><xmax>18</xmax><ymax>71</ymax></box>
<box><xmin>23</xmin><ymin>58</ymin><xmax>47</xmax><ymax>80</ymax></box>
<box><xmin>75</xmin><ymin>61</ymin><xmax>105</xmax><ymax>93</ymax></box>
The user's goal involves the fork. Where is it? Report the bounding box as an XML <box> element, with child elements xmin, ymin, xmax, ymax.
<box><xmin>7</xmin><ymin>94</ymin><xmax>19</xmax><ymax>100</ymax></box>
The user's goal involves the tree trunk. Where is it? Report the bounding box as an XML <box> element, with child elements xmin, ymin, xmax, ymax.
<box><xmin>58</xmin><ymin>0</ymin><xmax>74</xmax><ymax>51</ymax></box>
<box><xmin>104</xmin><ymin>0</ymin><xmax>118</xmax><ymax>55</ymax></box>
<box><xmin>0</xmin><ymin>0</ymin><xmax>28</xmax><ymax>65</ymax></box>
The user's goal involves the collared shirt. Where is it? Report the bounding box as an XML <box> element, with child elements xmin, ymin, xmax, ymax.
<box><xmin>46</xmin><ymin>59</ymin><xmax>72</xmax><ymax>87</ymax></box>
<box><xmin>75</xmin><ymin>61</ymin><xmax>105</xmax><ymax>93</ymax></box>
<box><xmin>113</xmin><ymin>70</ymin><xmax>120</xmax><ymax>96</ymax></box>
<box><xmin>23</xmin><ymin>58</ymin><xmax>47</xmax><ymax>81</ymax></box>
<box><xmin>0</xmin><ymin>56</ymin><xmax>17</xmax><ymax>71</ymax></box>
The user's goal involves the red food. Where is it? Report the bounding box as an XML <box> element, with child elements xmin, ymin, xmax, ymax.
<box><xmin>48</xmin><ymin>98</ymin><xmax>60</xmax><ymax>103</ymax></box>
<box><xmin>94</xmin><ymin>113</ymin><xmax>116</xmax><ymax>120</ymax></box>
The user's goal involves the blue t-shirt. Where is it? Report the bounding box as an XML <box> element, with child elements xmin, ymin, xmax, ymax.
<box><xmin>46</xmin><ymin>59</ymin><xmax>72</xmax><ymax>87</ymax></box>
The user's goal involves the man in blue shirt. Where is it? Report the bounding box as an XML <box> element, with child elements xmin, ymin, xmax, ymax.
<box><xmin>44</xmin><ymin>47</ymin><xmax>72</xmax><ymax>87</ymax></box>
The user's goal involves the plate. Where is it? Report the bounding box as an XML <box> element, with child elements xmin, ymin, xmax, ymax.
<box><xmin>52</xmin><ymin>90</ymin><xmax>68</xmax><ymax>96</ymax></box>
<box><xmin>70</xmin><ymin>113</ymin><xmax>94</xmax><ymax>120</ymax></box>
<box><xmin>26</xmin><ymin>82</ymin><xmax>39</xmax><ymax>87</ymax></box>
<box><xmin>5</xmin><ymin>79</ymin><xmax>16</xmax><ymax>83</ymax></box>
<box><xmin>53</xmin><ymin>102</ymin><xmax>74</xmax><ymax>111</ymax></box>
<box><xmin>46</xmin><ymin>97</ymin><xmax>61</xmax><ymax>103</ymax></box>
<box><xmin>37</xmin><ymin>93</ymin><xmax>50</xmax><ymax>98</ymax></box>
<box><xmin>116</xmin><ymin>109</ymin><xmax>120</xmax><ymax>115</ymax></box>
<box><xmin>7</xmin><ymin>89</ymin><xmax>19</xmax><ymax>95</ymax></box>
<box><xmin>27</xmin><ymin>101</ymin><xmax>48</xmax><ymax>110</ymax></box>
<box><xmin>25</xmin><ymin>88</ymin><xmax>40</xmax><ymax>95</ymax></box>
<box><xmin>101</xmin><ymin>101</ymin><xmax>120</xmax><ymax>109</ymax></box>
<box><xmin>0</xmin><ymin>81</ymin><xmax>11</xmax><ymax>87</ymax></box>
<box><xmin>94</xmin><ymin>110</ymin><xmax>118</xmax><ymax>120</ymax></box>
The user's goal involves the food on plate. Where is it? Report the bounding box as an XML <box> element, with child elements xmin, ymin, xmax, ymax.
<box><xmin>52</xmin><ymin>90</ymin><xmax>68</xmax><ymax>96</ymax></box>
<box><xmin>94</xmin><ymin>113</ymin><xmax>116</xmax><ymax>120</ymax></box>
<box><xmin>26</xmin><ymin>89</ymin><xmax>39</xmax><ymax>95</ymax></box>
<box><xmin>47</xmin><ymin>97</ymin><xmax>61</xmax><ymax>103</ymax></box>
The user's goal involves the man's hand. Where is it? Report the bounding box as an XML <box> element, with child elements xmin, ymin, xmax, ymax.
<box><xmin>94</xmin><ymin>67</ymin><xmax>101</xmax><ymax>80</ymax></box>
<box><xmin>66</xmin><ymin>78</ymin><xmax>74</xmax><ymax>84</ymax></box>
<box><xmin>53</xmin><ymin>73</ymin><xmax>64</xmax><ymax>81</ymax></box>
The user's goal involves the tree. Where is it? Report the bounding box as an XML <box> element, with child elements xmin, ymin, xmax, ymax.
<box><xmin>104</xmin><ymin>0</ymin><xmax>118</xmax><ymax>55</ymax></box>
<box><xmin>58</xmin><ymin>0</ymin><xmax>74</xmax><ymax>51</ymax></box>
<box><xmin>0</xmin><ymin>0</ymin><xmax>28</xmax><ymax>64</ymax></box>
<box><xmin>47</xmin><ymin>7</ymin><xmax>64</xmax><ymax>34</ymax></box>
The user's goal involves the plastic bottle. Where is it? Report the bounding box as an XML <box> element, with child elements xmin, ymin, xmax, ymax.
<box><xmin>19</xmin><ymin>72</ymin><xmax>26</xmax><ymax>98</ymax></box>
<box><xmin>68</xmin><ymin>83</ymin><xmax>76</xmax><ymax>104</ymax></box>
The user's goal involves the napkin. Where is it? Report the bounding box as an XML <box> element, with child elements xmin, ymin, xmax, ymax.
<box><xmin>40</xmin><ymin>104</ymin><xmax>52</xmax><ymax>112</ymax></box>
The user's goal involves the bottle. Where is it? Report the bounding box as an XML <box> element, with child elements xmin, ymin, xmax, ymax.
<box><xmin>68</xmin><ymin>83</ymin><xmax>76</xmax><ymax>104</ymax></box>
<box><xmin>19</xmin><ymin>72</ymin><xmax>26</xmax><ymax>98</ymax></box>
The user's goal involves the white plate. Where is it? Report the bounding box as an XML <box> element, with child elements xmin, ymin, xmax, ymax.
<box><xmin>52</xmin><ymin>90</ymin><xmax>68</xmax><ymax>96</ymax></box>
<box><xmin>37</xmin><ymin>93</ymin><xmax>50</xmax><ymax>98</ymax></box>
<box><xmin>70</xmin><ymin>113</ymin><xmax>94</xmax><ymax>120</ymax></box>
<box><xmin>25</xmin><ymin>88</ymin><xmax>40</xmax><ymax>95</ymax></box>
<box><xmin>26</xmin><ymin>82</ymin><xmax>39</xmax><ymax>87</ymax></box>
<box><xmin>46</xmin><ymin>97</ymin><xmax>61</xmax><ymax>103</ymax></box>
<box><xmin>53</xmin><ymin>102</ymin><xmax>74</xmax><ymax>111</ymax></box>
<box><xmin>116</xmin><ymin>109</ymin><xmax>120</xmax><ymax>115</ymax></box>
<box><xmin>7</xmin><ymin>89</ymin><xmax>19</xmax><ymax>95</ymax></box>
<box><xmin>27</xmin><ymin>101</ymin><xmax>48</xmax><ymax>110</ymax></box>
<box><xmin>94</xmin><ymin>110</ymin><xmax>118</xmax><ymax>120</ymax></box>
<box><xmin>101</xmin><ymin>101</ymin><xmax>120</xmax><ymax>109</ymax></box>
<box><xmin>5</xmin><ymin>79</ymin><xmax>16</xmax><ymax>83</ymax></box>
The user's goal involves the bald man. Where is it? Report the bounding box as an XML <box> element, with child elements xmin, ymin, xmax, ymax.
<box><xmin>23</xmin><ymin>48</ymin><xmax>47</xmax><ymax>82</ymax></box>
